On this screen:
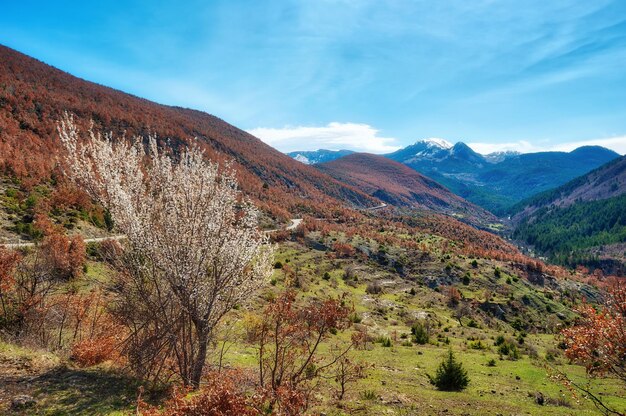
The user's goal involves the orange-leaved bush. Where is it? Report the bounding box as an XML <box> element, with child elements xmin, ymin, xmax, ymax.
<box><xmin>137</xmin><ymin>370</ymin><xmax>261</xmax><ymax>416</ymax></box>
<box><xmin>562</xmin><ymin>279</ymin><xmax>626</xmax><ymax>383</ymax></box>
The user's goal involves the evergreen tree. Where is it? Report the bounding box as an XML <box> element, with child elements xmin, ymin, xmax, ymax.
<box><xmin>428</xmin><ymin>350</ymin><xmax>469</xmax><ymax>391</ymax></box>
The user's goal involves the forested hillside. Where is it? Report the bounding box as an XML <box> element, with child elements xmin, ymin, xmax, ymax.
<box><xmin>512</xmin><ymin>156</ymin><xmax>626</xmax><ymax>275</ymax></box>
<box><xmin>513</xmin><ymin>194</ymin><xmax>626</xmax><ymax>274</ymax></box>
<box><xmin>0</xmin><ymin>44</ymin><xmax>379</xmax><ymax>222</ymax></box>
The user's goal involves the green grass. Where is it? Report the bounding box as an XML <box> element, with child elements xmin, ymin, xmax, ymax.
<box><xmin>1</xmin><ymin>240</ymin><xmax>624</xmax><ymax>415</ymax></box>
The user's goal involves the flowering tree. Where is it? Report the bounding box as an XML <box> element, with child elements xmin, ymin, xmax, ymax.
<box><xmin>58</xmin><ymin>113</ymin><xmax>273</xmax><ymax>387</ymax></box>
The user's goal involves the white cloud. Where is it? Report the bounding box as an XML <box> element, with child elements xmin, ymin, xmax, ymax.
<box><xmin>247</xmin><ymin>122</ymin><xmax>401</xmax><ymax>153</ymax></box>
<box><xmin>468</xmin><ymin>136</ymin><xmax>626</xmax><ymax>155</ymax></box>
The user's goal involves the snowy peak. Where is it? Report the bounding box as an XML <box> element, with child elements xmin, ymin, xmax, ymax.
<box><xmin>484</xmin><ymin>151</ymin><xmax>521</xmax><ymax>163</ymax></box>
<box><xmin>293</xmin><ymin>154</ymin><xmax>311</xmax><ymax>164</ymax></box>
<box><xmin>287</xmin><ymin>149</ymin><xmax>355</xmax><ymax>165</ymax></box>
<box><xmin>417</xmin><ymin>138</ymin><xmax>453</xmax><ymax>149</ymax></box>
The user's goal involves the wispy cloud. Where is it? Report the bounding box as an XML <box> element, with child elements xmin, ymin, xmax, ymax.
<box><xmin>468</xmin><ymin>135</ymin><xmax>626</xmax><ymax>155</ymax></box>
<box><xmin>247</xmin><ymin>122</ymin><xmax>401</xmax><ymax>153</ymax></box>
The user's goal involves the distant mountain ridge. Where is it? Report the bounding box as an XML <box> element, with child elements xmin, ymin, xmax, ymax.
<box><xmin>287</xmin><ymin>149</ymin><xmax>354</xmax><ymax>164</ymax></box>
<box><xmin>385</xmin><ymin>140</ymin><xmax>619</xmax><ymax>214</ymax></box>
<box><xmin>316</xmin><ymin>153</ymin><xmax>498</xmax><ymax>228</ymax></box>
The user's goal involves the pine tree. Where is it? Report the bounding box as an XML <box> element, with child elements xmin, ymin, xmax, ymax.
<box><xmin>428</xmin><ymin>350</ymin><xmax>470</xmax><ymax>391</ymax></box>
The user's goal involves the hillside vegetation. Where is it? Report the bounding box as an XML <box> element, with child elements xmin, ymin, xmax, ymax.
<box><xmin>316</xmin><ymin>153</ymin><xmax>498</xmax><ymax>228</ymax></box>
<box><xmin>0</xmin><ymin>45</ymin><xmax>624</xmax><ymax>416</ymax></box>
<box><xmin>512</xmin><ymin>156</ymin><xmax>626</xmax><ymax>275</ymax></box>
<box><xmin>513</xmin><ymin>194</ymin><xmax>626</xmax><ymax>274</ymax></box>
<box><xmin>0</xmin><ymin>44</ymin><xmax>378</xmax><ymax>223</ymax></box>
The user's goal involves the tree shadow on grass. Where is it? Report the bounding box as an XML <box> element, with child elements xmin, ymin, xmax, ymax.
<box><xmin>28</xmin><ymin>366</ymin><xmax>143</xmax><ymax>415</ymax></box>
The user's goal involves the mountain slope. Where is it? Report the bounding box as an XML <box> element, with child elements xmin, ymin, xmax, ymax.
<box><xmin>386</xmin><ymin>141</ymin><xmax>620</xmax><ymax>214</ymax></box>
<box><xmin>316</xmin><ymin>153</ymin><xmax>498</xmax><ymax>227</ymax></box>
<box><xmin>0</xmin><ymin>45</ymin><xmax>379</xmax><ymax>219</ymax></box>
<box><xmin>512</xmin><ymin>155</ymin><xmax>626</xmax><ymax>219</ymax></box>
<box><xmin>287</xmin><ymin>149</ymin><xmax>354</xmax><ymax>164</ymax></box>
<box><xmin>511</xmin><ymin>156</ymin><xmax>626</xmax><ymax>275</ymax></box>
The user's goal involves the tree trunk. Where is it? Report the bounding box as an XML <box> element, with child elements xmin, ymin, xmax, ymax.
<box><xmin>190</xmin><ymin>326</ymin><xmax>210</xmax><ymax>388</ymax></box>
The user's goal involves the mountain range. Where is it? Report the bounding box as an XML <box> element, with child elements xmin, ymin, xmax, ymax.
<box><xmin>386</xmin><ymin>139</ymin><xmax>619</xmax><ymax>214</ymax></box>
<box><xmin>289</xmin><ymin>139</ymin><xmax>619</xmax><ymax>214</ymax></box>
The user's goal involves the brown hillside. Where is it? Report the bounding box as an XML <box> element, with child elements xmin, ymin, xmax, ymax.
<box><xmin>317</xmin><ymin>153</ymin><xmax>497</xmax><ymax>226</ymax></box>
<box><xmin>0</xmin><ymin>44</ymin><xmax>378</xmax><ymax>220</ymax></box>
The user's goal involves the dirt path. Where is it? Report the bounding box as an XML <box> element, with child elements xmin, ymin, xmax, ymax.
<box><xmin>2</xmin><ymin>218</ymin><xmax>303</xmax><ymax>247</ymax></box>
<box><xmin>264</xmin><ymin>218</ymin><xmax>303</xmax><ymax>234</ymax></box>
<box><xmin>0</xmin><ymin>235</ymin><xmax>126</xmax><ymax>249</ymax></box>
<box><xmin>285</xmin><ymin>218</ymin><xmax>302</xmax><ymax>230</ymax></box>
<box><xmin>363</xmin><ymin>203</ymin><xmax>387</xmax><ymax>211</ymax></box>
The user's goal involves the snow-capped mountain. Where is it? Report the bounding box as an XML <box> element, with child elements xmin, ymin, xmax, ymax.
<box><xmin>386</xmin><ymin>140</ymin><xmax>619</xmax><ymax>213</ymax></box>
<box><xmin>383</xmin><ymin>138</ymin><xmax>453</xmax><ymax>163</ymax></box>
<box><xmin>287</xmin><ymin>149</ymin><xmax>355</xmax><ymax>165</ymax></box>
<box><xmin>484</xmin><ymin>150</ymin><xmax>521</xmax><ymax>163</ymax></box>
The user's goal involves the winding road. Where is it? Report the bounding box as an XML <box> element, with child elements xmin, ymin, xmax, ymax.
<box><xmin>0</xmin><ymin>234</ymin><xmax>126</xmax><ymax>249</ymax></box>
<box><xmin>264</xmin><ymin>218</ymin><xmax>303</xmax><ymax>234</ymax></box>
<box><xmin>363</xmin><ymin>202</ymin><xmax>388</xmax><ymax>211</ymax></box>
<box><xmin>1</xmin><ymin>219</ymin><xmax>303</xmax><ymax>247</ymax></box>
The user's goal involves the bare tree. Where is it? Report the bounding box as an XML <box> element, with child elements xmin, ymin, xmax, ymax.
<box><xmin>58</xmin><ymin>114</ymin><xmax>273</xmax><ymax>387</ymax></box>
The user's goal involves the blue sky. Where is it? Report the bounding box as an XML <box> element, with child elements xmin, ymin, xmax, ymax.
<box><xmin>1</xmin><ymin>0</ymin><xmax>626</xmax><ymax>154</ymax></box>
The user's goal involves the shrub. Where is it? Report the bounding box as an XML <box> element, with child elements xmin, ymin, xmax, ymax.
<box><xmin>71</xmin><ymin>336</ymin><xmax>118</xmax><ymax>367</ymax></box>
<box><xmin>469</xmin><ymin>340</ymin><xmax>485</xmax><ymax>350</ymax></box>
<box><xmin>545</xmin><ymin>348</ymin><xmax>560</xmax><ymax>362</ymax></box>
<box><xmin>322</xmin><ymin>272</ymin><xmax>331</xmax><ymax>280</ymax></box>
<box><xmin>411</xmin><ymin>323</ymin><xmax>429</xmax><ymax>345</ymax></box>
<box><xmin>497</xmin><ymin>340</ymin><xmax>520</xmax><ymax>360</ymax></box>
<box><xmin>376</xmin><ymin>336</ymin><xmax>392</xmax><ymax>347</ymax></box>
<box><xmin>428</xmin><ymin>350</ymin><xmax>469</xmax><ymax>391</ymax></box>
<box><xmin>486</xmin><ymin>358</ymin><xmax>497</xmax><ymax>367</ymax></box>
<box><xmin>274</xmin><ymin>261</ymin><xmax>283</xmax><ymax>269</ymax></box>
<box><xmin>360</xmin><ymin>390</ymin><xmax>377</xmax><ymax>401</ymax></box>
<box><xmin>137</xmin><ymin>370</ymin><xmax>268</xmax><ymax>416</ymax></box>
<box><xmin>462</xmin><ymin>273</ymin><xmax>471</xmax><ymax>285</ymax></box>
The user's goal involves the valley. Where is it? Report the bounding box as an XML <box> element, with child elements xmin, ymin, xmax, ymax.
<box><xmin>0</xmin><ymin>41</ymin><xmax>624</xmax><ymax>416</ymax></box>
